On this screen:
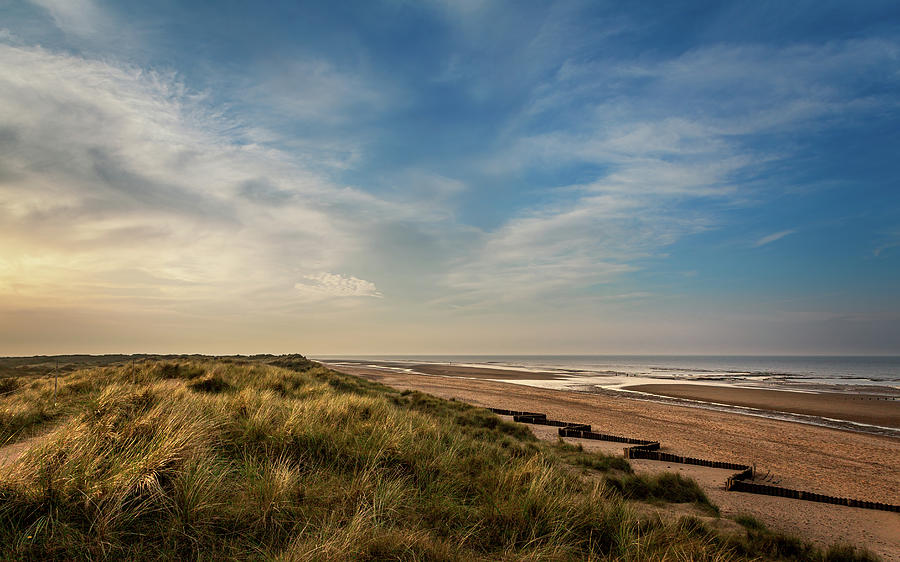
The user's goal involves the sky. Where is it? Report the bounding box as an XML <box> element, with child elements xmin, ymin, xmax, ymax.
<box><xmin>1</xmin><ymin>0</ymin><xmax>899</xmax><ymax>356</ymax></box>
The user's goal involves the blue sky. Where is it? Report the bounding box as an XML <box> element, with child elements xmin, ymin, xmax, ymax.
<box><xmin>0</xmin><ymin>0</ymin><xmax>898</xmax><ymax>354</ymax></box>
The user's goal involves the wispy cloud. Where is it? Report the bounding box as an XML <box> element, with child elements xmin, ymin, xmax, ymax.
<box><xmin>0</xmin><ymin>42</ymin><xmax>405</xmax><ymax>315</ymax></box>
<box><xmin>440</xmin><ymin>37</ymin><xmax>898</xmax><ymax>305</ymax></box>
<box><xmin>873</xmin><ymin>230</ymin><xmax>900</xmax><ymax>257</ymax></box>
<box><xmin>28</xmin><ymin>0</ymin><xmax>108</xmax><ymax>38</ymax></box>
<box><xmin>754</xmin><ymin>229</ymin><xmax>796</xmax><ymax>247</ymax></box>
<box><xmin>439</xmin><ymin>193</ymin><xmax>709</xmax><ymax>307</ymax></box>
<box><xmin>243</xmin><ymin>57</ymin><xmax>394</xmax><ymax>126</ymax></box>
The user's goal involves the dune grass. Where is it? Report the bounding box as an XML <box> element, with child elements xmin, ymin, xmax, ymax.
<box><xmin>606</xmin><ymin>472</ymin><xmax>720</xmax><ymax>517</ymax></box>
<box><xmin>0</xmin><ymin>373</ymin><xmax>89</xmax><ymax>446</ymax></box>
<box><xmin>0</xmin><ymin>356</ymin><xmax>879</xmax><ymax>561</ymax></box>
<box><xmin>725</xmin><ymin>515</ymin><xmax>879</xmax><ymax>562</ymax></box>
<box><xmin>550</xmin><ymin>439</ymin><xmax>633</xmax><ymax>474</ymax></box>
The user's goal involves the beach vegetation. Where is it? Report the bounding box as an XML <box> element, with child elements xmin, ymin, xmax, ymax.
<box><xmin>724</xmin><ymin>525</ymin><xmax>878</xmax><ymax>562</ymax></box>
<box><xmin>606</xmin><ymin>472</ymin><xmax>720</xmax><ymax>516</ymax></box>
<box><xmin>821</xmin><ymin>544</ymin><xmax>880</xmax><ymax>562</ymax></box>
<box><xmin>0</xmin><ymin>377</ymin><xmax>20</xmax><ymax>395</ymax></box>
<box><xmin>734</xmin><ymin>513</ymin><xmax>767</xmax><ymax>531</ymax></box>
<box><xmin>551</xmin><ymin>438</ymin><xmax>634</xmax><ymax>473</ymax></box>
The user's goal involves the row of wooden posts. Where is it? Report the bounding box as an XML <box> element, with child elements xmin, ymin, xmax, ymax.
<box><xmin>489</xmin><ymin>407</ymin><xmax>900</xmax><ymax>513</ymax></box>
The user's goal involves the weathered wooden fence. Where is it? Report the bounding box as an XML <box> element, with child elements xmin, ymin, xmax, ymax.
<box><xmin>488</xmin><ymin>407</ymin><xmax>900</xmax><ymax>513</ymax></box>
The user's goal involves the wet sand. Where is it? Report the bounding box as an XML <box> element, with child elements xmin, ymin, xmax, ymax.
<box><xmin>625</xmin><ymin>383</ymin><xmax>900</xmax><ymax>429</ymax></box>
<box><xmin>326</xmin><ymin>362</ymin><xmax>900</xmax><ymax>560</ymax></box>
<box><xmin>409</xmin><ymin>363</ymin><xmax>564</xmax><ymax>380</ymax></box>
<box><xmin>327</xmin><ymin>360</ymin><xmax>564</xmax><ymax>380</ymax></box>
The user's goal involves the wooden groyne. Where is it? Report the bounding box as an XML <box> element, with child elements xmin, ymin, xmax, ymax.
<box><xmin>488</xmin><ymin>407</ymin><xmax>900</xmax><ymax>513</ymax></box>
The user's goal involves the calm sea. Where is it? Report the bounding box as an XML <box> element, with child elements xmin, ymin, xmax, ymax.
<box><xmin>318</xmin><ymin>355</ymin><xmax>900</xmax><ymax>388</ymax></box>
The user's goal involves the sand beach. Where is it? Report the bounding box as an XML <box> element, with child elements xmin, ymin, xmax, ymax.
<box><xmin>326</xmin><ymin>360</ymin><xmax>900</xmax><ymax>561</ymax></box>
<box><xmin>624</xmin><ymin>383</ymin><xmax>900</xmax><ymax>428</ymax></box>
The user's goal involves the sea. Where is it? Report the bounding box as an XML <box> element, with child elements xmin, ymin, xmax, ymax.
<box><xmin>317</xmin><ymin>355</ymin><xmax>900</xmax><ymax>391</ymax></box>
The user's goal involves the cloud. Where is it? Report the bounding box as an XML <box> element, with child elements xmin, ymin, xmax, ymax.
<box><xmin>438</xmin><ymin>191</ymin><xmax>711</xmax><ymax>307</ymax></box>
<box><xmin>28</xmin><ymin>0</ymin><xmax>108</xmax><ymax>37</ymax></box>
<box><xmin>5</xmin><ymin>33</ymin><xmax>877</xmax><ymax>318</ymax></box>
<box><xmin>295</xmin><ymin>272</ymin><xmax>382</xmax><ymax>299</ymax></box>
<box><xmin>245</xmin><ymin>58</ymin><xmax>391</xmax><ymax>126</ymax></box>
<box><xmin>0</xmin><ymin>43</ymin><xmax>406</xmax><ymax>315</ymax></box>
<box><xmin>754</xmin><ymin>229</ymin><xmax>796</xmax><ymax>247</ymax></box>
<box><xmin>384</xmin><ymin>170</ymin><xmax>467</xmax><ymax>210</ymax></box>
<box><xmin>873</xmin><ymin>230</ymin><xmax>900</xmax><ymax>257</ymax></box>
<box><xmin>439</xmin><ymin>37</ymin><xmax>899</xmax><ymax>306</ymax></box>
<box><xmin>495</xmin><ymin>39</ymin><xmax>900</xmax><ymax>175</ymax></box>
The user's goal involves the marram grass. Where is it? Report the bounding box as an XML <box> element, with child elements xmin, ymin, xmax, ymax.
<box><xmin>0</xmin><ymin>357</ymin><xmax>879</xmax><ymax>561</ymax></box>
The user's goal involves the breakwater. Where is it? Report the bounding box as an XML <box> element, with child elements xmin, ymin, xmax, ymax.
<box><xmin>488</xmin><ymin>407</ymin><xmax>899</xmax><ymax>513</ymax></box>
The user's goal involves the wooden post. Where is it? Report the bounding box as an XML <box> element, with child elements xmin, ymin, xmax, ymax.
<box><xmin>53</xmin><ymin>359</ymin><xmax>58</xmax><ymax>405</ymax></box>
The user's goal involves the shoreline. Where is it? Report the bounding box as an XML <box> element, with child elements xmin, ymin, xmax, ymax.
<box><xmin>324</xmin><ymin>359</ymin><xmax>900</xmax><ymax>434</ymax></box>
<box><xmin>623</xmin><ymin>383</ymin><xmax>899</xmax><ymax>429</ymax></box>
<box><xmin>324</xmin><ymin>359</ymin><xmax>566</xmax><ymax>380</ymax></box>
<box><xmin>324</xmin><ymin>360</ymin><xmax>900</xmax><ymax>500</ymax></box>
<box><xmin>326</xmin><ymin>362</ymin><xmax>900</xmax><ymax>559</ymax></box>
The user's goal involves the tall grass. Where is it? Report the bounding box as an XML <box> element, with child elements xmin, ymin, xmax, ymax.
<box><xmin>0</xmin><ymin>357</ymin><xmax>880</xmax><ymax>561</ymax></box>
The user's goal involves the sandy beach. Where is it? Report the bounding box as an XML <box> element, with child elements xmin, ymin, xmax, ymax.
<box><xmin>326</xmin><ymin>361</ymin><xmax>900</xmax><ymax>561</ymax></box>
<box><xmin>625</xmin><ymin>383</ymin><xmax>900</xmax><ymax>429</ymax></box>
<box><xmin>354</xmin><ymin>361</ymin><xmax>566</xmax><ymax>380</ymax></box>
<box><xmin>409</xmin><ymin>363</ymin><xmax>566</xmax><ymax>380</ymax></box>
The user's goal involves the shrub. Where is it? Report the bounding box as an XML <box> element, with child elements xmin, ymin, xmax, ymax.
<box><xmin>551</xmin><ymin>439</ymin><xmax>633</xmax><ymax>473</ymax></box>
<box><xmin>0</xmin><ymin>378</ymin><xmax>19</xmax><ymax>395</ymax></box>
<box><xmin>823</xmin><ymin>544</ymin><xmax>880</xmax><ymax>562</ymax></box>
<box><xmin>605</xmin><ymin>471</ymin><xmax>719</xmax><ymax>515</ymax></box>
<box><xmin>157</xmin><ymin>362</ymin><xmax>205</xmax><ymax>380</ymax></box>
<box><xmin>188</xmin><ymin>375</ymin><xmax>232</xmax><ymax>394</ymax></box>
<box><xmin>735</xmin><ymin>513</ymin><xmax>766</xmax><ymax>531</ymax></box>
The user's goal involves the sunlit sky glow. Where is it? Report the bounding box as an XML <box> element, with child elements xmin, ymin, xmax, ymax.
<box><xmin>1</xmin><ymin>1</ymin><xmax>899</xmax><ymax>355</ymax></box>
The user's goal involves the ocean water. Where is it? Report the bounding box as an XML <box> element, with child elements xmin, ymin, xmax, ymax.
<box><xmin>319</xmin><ymin>355</ymin><xmax>900</xmax><ymax>389</ymax></box>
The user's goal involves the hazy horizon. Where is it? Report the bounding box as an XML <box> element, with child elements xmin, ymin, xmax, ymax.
<box><xmin>2</xmin><ymin>1</ymin><xmax>899</xmax><ymax>356</ymax></box>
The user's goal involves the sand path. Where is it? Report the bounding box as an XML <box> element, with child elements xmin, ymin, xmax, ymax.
<box><xmin>0</xmin><ymin>428</ymin><xmax>57</xmax><ymax>469</ymax></box>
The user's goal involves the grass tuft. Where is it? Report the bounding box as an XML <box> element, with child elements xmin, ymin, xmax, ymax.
<box><xmin>188</xmin><ymin>375</ymin><xmax>233</xmax><ymax>394</ymax></box>
<box><xmin>734</xmin><ymin>513</ymin><xmax>766</xmax><ymax>531</ymax></box>
<box><xmin>604</xmin><ymin>469</ymin><xmax>720</xmax><ymax>516</ymax></box>
<box><xmin>157</xmin><ymin>362</ymin><xmax>205</xmax><ymax>380</ymax></box>
<box><xmin>823</xmin><ymin>544</ymin><xmax>880</xmax><ymax>562</ymax></box>
<box><xmin>0</xmin><ymin>378</ymin><xmax>20</xmax><ymax>395</ymax></box>
<box><xmin>551</xmin><ymin>439</ymin><xmax>634</xmax><ymax>473</ymax></box>
<box><xmin>726</xmin><ymin>526</ymin><xmax>879</xmax><ymax>562</ymax></box>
